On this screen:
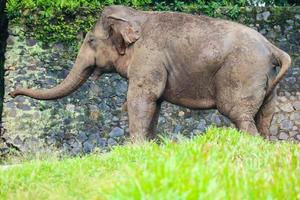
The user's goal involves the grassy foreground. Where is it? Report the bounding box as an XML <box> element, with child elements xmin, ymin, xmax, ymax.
<box><xmin>0</xmin><ymin>127</ymin><xmax>299</xmax><ymax>200</ymax></box>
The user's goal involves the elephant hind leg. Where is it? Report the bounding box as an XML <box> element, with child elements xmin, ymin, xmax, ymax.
<box><xmin>215</xmin><ymin>70</ymin><xmax>266</xmax><ymax>136</ymax></box>
<box><xmin>236</xmin><ymin>120</ymin><xmax>259</xmax><ymax>136</ymax></box>
<box><xmin>214</xmin><ymin>55</ymin><xmax>270</xmax><ymax>136</ymax></box>
<box><xmin>255</xmin><ymin>91</ymin><xmax>276</xmax><ymax>137</ymax></box>
<box><xmin>219</xmin><ymin>104</ymin><xmax>260</xmax><ymax>136</ymax></box>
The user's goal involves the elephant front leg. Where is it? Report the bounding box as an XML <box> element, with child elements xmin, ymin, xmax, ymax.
<box><xmin>126</xmin><ymin>59</ymin><xmax>167</xmax><ymax>142</ymax></box>
<box><xmin>127</xmin><ymin>73</ymin><xmax>166</xmax><ymax>142</ymax></box>
<box><xmin>127</xmin><ymin>95</ymin><xmax>159</xmax><ymax>142</ymax></box>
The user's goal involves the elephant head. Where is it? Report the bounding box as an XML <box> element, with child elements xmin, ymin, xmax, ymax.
<box><xmin>10</xmin><ymin>6</ymin><xmax>146</xmax><ymax>100</ymax></box>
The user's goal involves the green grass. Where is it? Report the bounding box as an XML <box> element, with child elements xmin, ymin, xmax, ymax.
<box><xmin>0</xmin><ymin>127</ymin><xmax>300</xmax><ymax>200</ymax></box>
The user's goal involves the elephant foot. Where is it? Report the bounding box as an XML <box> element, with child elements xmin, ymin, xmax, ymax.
<box><xmin>255</xmin><ymin>92</ymin><xmax>276</xmax><ymax>137</ymax></box>
<box><xmin>237</xmin><ymin>120</ymin><xmax>260</xmax><ymax>136</ymax></box>
<box><xmin>130</xmin><ymin>134</ymin><xmax>147</xmax><ymax>144</ymax></box>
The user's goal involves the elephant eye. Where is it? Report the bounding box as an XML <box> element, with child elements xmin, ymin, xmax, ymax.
<box><xmin>89</xmin><ymin>38</ymin><xmax>96</xmax><ymax>43</ymax></box>
<box><xmin>88</xmin><ymin>37</ymin><xmax>97</xmax><ymax>47</ymax></box>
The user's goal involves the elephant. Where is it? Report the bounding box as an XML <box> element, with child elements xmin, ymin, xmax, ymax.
<box><xmin>10</xmin><ymin>5</ymin><xmax>291</xmax><ymax>142</ymax></box>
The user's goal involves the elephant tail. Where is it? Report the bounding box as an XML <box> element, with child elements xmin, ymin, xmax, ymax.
<box><xmin>266</xmin><ymin>45</ymin><xmax>291</xmax><ymax>97</ymax></box>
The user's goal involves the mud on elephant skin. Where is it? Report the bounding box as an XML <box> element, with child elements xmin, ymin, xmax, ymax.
<box><xmin>10</xmin><ymin>5</ymin><xmax>291</xmax><ymax>142</ymax></box>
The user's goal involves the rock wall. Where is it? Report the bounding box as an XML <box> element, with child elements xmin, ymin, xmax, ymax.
<box><xmin>2</xmin><ymin>7</ymin><xmax>300</xmax><ymax>154</ymax></box>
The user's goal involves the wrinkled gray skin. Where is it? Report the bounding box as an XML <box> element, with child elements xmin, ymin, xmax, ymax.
<box><xmin>10</xmin><ymin>6</ymin><xmax>291</xmax><ymax>142</ymax></box>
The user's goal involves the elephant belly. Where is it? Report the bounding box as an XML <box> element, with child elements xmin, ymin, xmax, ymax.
<box><xmin>162</xmin><ymin>80</ymin><xmax>216</xmax><ymax>110</ymax></box>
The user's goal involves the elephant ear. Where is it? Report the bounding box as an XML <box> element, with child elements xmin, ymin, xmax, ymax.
<box><xmin>102</xmin><ymin>7</ymin><xmax>143</xmax><ymax>54</ymax></box>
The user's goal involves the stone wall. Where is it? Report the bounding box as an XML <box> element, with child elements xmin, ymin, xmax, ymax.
<box><xmin>2</xmin><ymin>7</ymin><xmax>300</xmax><ymax>154</ymax></box>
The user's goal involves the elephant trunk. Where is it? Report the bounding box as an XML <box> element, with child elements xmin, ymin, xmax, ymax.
<box><xmin>10</xmin><ymin>61</ymin><xmax>95</xmax><ymax>100</ymax></box>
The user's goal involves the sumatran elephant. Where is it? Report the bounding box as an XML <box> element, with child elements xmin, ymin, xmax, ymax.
<box><xmin>10</xmin><ymin>6</ymin><xmax>291</xmax><ymax>142</ymax></box>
